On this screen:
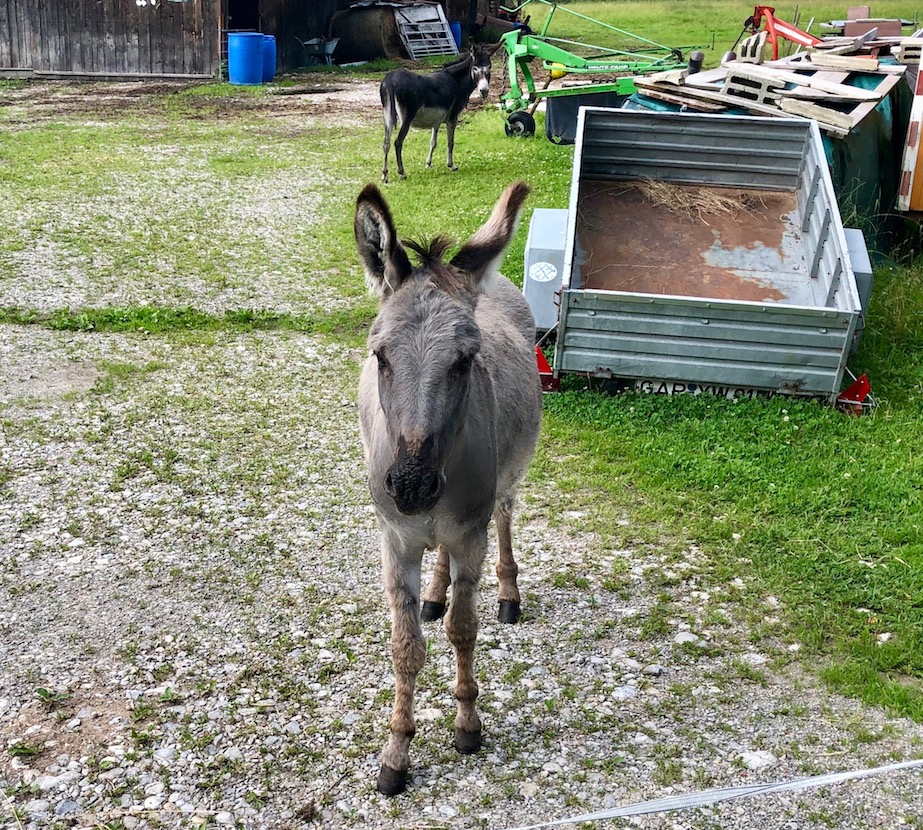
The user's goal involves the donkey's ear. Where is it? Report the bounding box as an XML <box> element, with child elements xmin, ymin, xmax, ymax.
<box><xmin>450</xmin><ymin>181</ymin><xmax>530</xmax><ymax>294</ymax></box>
<box><xmin>355</xmin><ymin>184</ymin><xmax>413</xmax><ymax>299</ymax></box>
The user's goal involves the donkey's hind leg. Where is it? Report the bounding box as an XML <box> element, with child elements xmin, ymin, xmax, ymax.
<box><xmin>443</xmin><ymin>536</ymin><xmax>486</xmax><ymax>754</ymax></box>
<box><xmin>421</xmin><ymin>544</ymin><xmax>450</xmax><ymax>621</ymax></box>
<box><xmin>393</xmin><ymin>118</ymin><xmax>413</xmax><ymax>180</ymax></box>
<box><xmin>382</xmin><ymin>128</ymin><xmax>392</xmax><ymax>183</ymax></box>
<box><xmin>425</xmin><ymin>126</ymin><xmax>440</xmax><ymax>169</ymax></box>
<box><xmin>381</xmin><ymin>103</ymin><xmax>394</xmax><ymax>184</ymax></box>
<box><xmin>494</xmin><ymin>496</ymin><xmax>521</xmax><ymax>624</ymax></box>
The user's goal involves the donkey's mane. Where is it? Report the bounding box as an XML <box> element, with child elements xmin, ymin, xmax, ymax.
<box><xmin>403</xmin><ymin>236</ymin><xmax>454</xmax><ymax>263</ymax></box>
<box><xmin>402</xmin><ymin>236</ymin><xmax>468</xmax><ymax>294</ymax></box>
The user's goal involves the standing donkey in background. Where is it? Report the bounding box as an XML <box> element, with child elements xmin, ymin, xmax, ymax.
<box><xmin>380</xmin><ymin>43</ymin><xmax>495</xmax><ymax>183</ymax></box>
<box><xmin>355</xmin><ymin>181</ymin><xmax>542</xmax><ymax>795</ymax></box>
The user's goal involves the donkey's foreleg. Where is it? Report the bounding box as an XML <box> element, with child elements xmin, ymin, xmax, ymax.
<box><xmin>445</xmin><ymin>119</ymin><xmax>459</xmax><ymax>172</ymax></box>
<box><xmin>425</xmin><ymin>126</ymin><xmax>439</xmax><ymax>168</ymax></box>
<box><xmin>378</xmin><ymin>535</ymin><xmax>426</xmax><ymax>796</ymax></box>
<box><xmin>421</xmin><ymin>545</ymin><xmax>450</xmax><ymax>622</ymax></box>
<box><xmin>443</xmin><ymin>538</ymin><xmax>486</xmax><ymax>754</ymax></box>
<box><xmin>494</xmin><ymin>497</ymin><xmax>522</xmax><ymax>624</ymax></box>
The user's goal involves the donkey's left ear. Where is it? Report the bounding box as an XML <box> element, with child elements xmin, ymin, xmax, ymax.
<box><xmin>450</xmin><ymin>181</ymin><xmax>530</xmax><ymax>294</ymax></box>
<box><xmin>355</xmin><ymin>184</ymin><xmax>413</xmax><ymax>299</ymax></box>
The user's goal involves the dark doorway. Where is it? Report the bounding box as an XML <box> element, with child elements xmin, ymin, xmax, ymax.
<box><xmin>227</xmin><ymin>0</ymin><xmax>260</xmax><ymax>31</ymax></box>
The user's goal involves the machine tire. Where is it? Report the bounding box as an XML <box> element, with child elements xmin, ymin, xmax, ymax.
<box><xmin>505</xmin><ymin>111</ymin><xmax>536</xmax><ymax>137</ymax></box>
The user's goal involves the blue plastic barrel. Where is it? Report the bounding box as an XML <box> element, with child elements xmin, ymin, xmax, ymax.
<box><xmin>449</xmin><ymin>21</ymin><xmax>462</xmax><ymax>49</ymax></box>
<box><xmin>262</xmin><ymin>35</ymin><xmax>276</xmax><ymax>83</ymax></box>
<box><xmin>227</xmin><ymin>32</ymin><xmax>264</xmax><ymax>85</ymax></box>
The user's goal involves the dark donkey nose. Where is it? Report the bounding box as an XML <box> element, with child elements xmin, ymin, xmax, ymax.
<box><xmin>384</xmin><ymin>435</ymin><xmax>444</xmax><ymax>515</ymax></box>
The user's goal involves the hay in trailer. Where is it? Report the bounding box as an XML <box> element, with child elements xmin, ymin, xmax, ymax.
<box><xmin>584</xmin><ymin>180</ymin><xmax>769</xmax><ymax>226</ymax></box>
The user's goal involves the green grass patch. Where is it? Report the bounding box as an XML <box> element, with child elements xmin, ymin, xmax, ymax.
<box><xmin>0</xmin><ymin>304</ymin><xmax>374</xmax><ymax>337</ymax></box>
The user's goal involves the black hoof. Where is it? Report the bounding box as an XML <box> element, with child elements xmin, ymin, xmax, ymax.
<box><xmin>377</xmin><ymin>765</ymin><xmax>408</xmax><ymax>796</ymax></box>
<box><xmin>455</xmin><ymin>728</ymin><xmax>482</xmax><ymax>755</ymax></box>
<box><xmin>498</xmin><ymin>600</ymin><xmax>521</xmax><ymax>624</ymax></box>
<box><xmin>420</xmin><ymin>600</ymin><xmax>447</xmax><ymax>622</ymax></box>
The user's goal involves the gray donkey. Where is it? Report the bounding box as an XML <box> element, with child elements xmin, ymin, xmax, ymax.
<box><xmin>355</xmin><ymin>181</ymin><xmax>542</xmax><ymax>795</ymax></box>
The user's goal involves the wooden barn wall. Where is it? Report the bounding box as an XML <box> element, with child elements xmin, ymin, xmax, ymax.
<box><xmin>0</xmin><ymin>0</ymin><xmax>221</xmax><ymax>76</ymax></box>
<box><xmin>258</xmin><ymin>0</ymin><xmax>344</xmax><ymax>71</ymax></box>
<box><xmin>256</xmin><ymin>1</ymin><xmax>490</xmax><ymax>70</ymax></box>
<box><xmin>443</xmin><ymin>0</ymin><xmax>492</xmax><ymax>31</ymax></box>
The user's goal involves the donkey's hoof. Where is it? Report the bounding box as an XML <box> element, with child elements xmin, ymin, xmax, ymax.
<box><xmin>421</xmin><ymin>600</ymin><xmax>447</xmax><ymax>622</ymax></box>
<box><xmin>377</xmin><ymin>765</ymin><xmax>408</xmax><ymax>796</ymax></box>
<box><xmin>498</xmin><ymin>600</ymin><xmax>521</xmax><ymax>624</ymax></box>
<box><xmin>455</xmin><ymin>728</ymin><xmax>482</xmax><ymax>755</ymax></box>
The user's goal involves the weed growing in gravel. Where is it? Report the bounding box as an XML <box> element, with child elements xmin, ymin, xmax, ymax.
<box><xmin>7</xmin><ymin>740</ymin><xmax>43</xmax><ymax>758</ymax></box>
<box><xmin>34</xmin><ymin>686</ymin><xmax>69</xmax><ymax>707</ymax></box>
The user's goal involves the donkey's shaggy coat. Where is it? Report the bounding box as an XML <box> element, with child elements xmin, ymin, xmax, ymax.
<box><xmin>355</xmin><ymin>181</ymin><xmax>541</xmax><ymax>794</ymax></box>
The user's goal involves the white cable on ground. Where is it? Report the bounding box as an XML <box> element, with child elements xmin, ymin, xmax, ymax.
<box><xmin>503</xmin><ymin>757</ymin><xmax>923</xmax><ymax>830</ymax></box>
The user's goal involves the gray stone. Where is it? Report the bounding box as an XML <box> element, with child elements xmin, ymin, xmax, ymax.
<box><xmin>24</xmin><ymin>799</ymin><xmax>49</xmax><ymax>816</ymax></box>
<box><xmin>55</xmin><ymin>799</ymin><xmax>79</xmax><ymax>816</ymax></box>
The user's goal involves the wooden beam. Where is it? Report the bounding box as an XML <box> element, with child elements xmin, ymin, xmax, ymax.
<box><xmin>778</xmin><ymin>98</ymin><xmax>854</xmax><ymax>130</ymax></box>
<box><xmin>633</xmin><ymin>86</ymin><xmax>727</xmax><ymax>112</ymax></box>
<box><xmin>721</xmin><ymin>61</ymin><xmax>882</xmax><ymax>100</ymax></box>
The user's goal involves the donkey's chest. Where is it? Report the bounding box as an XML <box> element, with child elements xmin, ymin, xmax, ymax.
<box><xmin>378</xmin><ymin>505</ymin><xmax>493</xmax><ymax>551</ymax></box>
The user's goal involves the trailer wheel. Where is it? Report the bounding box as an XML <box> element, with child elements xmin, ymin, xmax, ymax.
<box><xmin>505</xmin><ymin>111</ymin><xmax>536</xmax><ymax>137</ymax></box>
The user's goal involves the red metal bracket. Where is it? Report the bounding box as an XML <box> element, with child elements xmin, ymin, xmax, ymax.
<box><xmin>837</xmin><ymin>373</ymin><xmax>871</xmax><ymax>414</ymax></box>
<box><xmin>535</xmin><ymin>345</ymin><xmax>559</xmax><ymax>392</ymax></box>
<box><xmin>749</xmin><ymin>5</ymin><xmax>822</xmax><ymax>60</ymax></box>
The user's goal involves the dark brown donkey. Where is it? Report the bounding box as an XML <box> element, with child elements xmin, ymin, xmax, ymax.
<box><xmin>355</xmin><ymin>181</ymin><xmax>542</xmax><ymax>795</ymax></box>
<box><xmin>379</xmin><ymin>44</ymin><xmax>494</xmax><ymax>183</ymax></box>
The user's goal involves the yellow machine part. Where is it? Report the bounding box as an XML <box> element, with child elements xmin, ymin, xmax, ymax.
<box><xmin>550</xmin><ymin>63</ymin><xmax>568</xmax><ymax>79</ymax></box>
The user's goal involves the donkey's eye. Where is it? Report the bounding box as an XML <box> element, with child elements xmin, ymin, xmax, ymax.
<box><xmin>375</xmin><ymin>352</ymin><xmax>392</xmax><ymax>375</ymax></box>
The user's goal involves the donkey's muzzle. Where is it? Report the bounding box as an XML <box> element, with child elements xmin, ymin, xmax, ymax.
<box><xmin>384</xmin><ymin>461</ymin><xmax>444</xmax><ymax>515</ymax></box>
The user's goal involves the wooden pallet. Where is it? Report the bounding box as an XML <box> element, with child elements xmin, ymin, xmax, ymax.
<box><xmin>738</xmin><ymin>31</ymin><xmax>769</xmax><ymax>64</ymax></box>
<box><xmin>395</xmin><ymin>4</ymin><xmax>458</xmax><ymax>59</ymax></box>
<box><xmin>892</xmin><ymin>38</ymin><xmax>923</xmax><ymax>64</ymax></box>
<box><xmin>723</xmin><ymin>68</ymin><xmax>781</xmax><ymax>104</ymax></box>
<box><xmin>635</xmin><ymin>57</ymin><xmax>904</xmax><ymax>138</ymax></box>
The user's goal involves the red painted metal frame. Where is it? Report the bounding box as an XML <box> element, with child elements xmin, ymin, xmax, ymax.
<box><xmin>750</xmin><ymin>6</ymin><xmax>823</xmax><ymax>60</ymax></box>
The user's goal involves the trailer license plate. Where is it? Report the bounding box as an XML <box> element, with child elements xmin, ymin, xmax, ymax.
<box><xmin>634</xmin><ymin>379</ymin><xmax>771</xmax><ymax>400</ymax></box>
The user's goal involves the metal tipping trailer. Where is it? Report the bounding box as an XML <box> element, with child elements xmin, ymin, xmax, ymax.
<box><xmin>522</xmin><ymin>108</ymin><xmax>869</xmax><ymax>402</ymax></box>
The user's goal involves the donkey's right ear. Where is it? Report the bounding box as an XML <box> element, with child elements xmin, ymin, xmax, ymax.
<box><xmin>355</xmin><ymin>184</ymin><xmax>413</xmax><ymax>298</ymax></box>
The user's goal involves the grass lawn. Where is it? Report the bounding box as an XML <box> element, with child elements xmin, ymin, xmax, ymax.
<box><xmin>2</xmin><ymin>0</ymin><xmax>923</xmax><ymax>723</ymax></box>
<box><xmin>515</xmin><ymin>0</ymin><xmax>922</xmax><ymax>65</ymax></box>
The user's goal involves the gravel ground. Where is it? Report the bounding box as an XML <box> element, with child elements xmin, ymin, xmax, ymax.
<box><xmin>2</xmin><ymin>78</ymin><xmax>923</xmax><ymax>830</ymax></box>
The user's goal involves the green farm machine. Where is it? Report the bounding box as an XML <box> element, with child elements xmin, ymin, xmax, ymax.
<box><xmin>495</xmin><ymin>0</ymin><xmax>696</xmax><ymax>136</ymax></box>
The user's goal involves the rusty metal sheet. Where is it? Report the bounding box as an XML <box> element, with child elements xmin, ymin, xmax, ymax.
<box><xmin>574</xmin><ymin>183</ymin><xmax>806</xmax><ymax>304</ymax></box>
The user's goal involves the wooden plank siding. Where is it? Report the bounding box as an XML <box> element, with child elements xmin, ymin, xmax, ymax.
<box><xmin>258</xmin><ymin>0</ymin><xmax>343</xmax><ymax>72</ymax></box>
<box><xmin>0</xmin><ymin>0</ymin><xmax>486</xmax><ymax>77</ymax></box>
<box><xmin>0</xmin><ymin>0</ymin><xmax>221</xmax><ymax>77</ymax></box>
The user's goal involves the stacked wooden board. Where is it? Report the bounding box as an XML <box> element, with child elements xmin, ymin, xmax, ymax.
<box><xmin>630</xmin><ymin>22</ymin><xmax>923</xmax><ymax>138</ymax></box>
